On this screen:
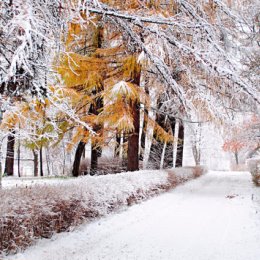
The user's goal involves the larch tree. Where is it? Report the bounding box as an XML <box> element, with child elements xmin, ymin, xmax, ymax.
<box><xmin>57</xmin><ymin>5</ymin><xmax>175</xmax><ymax>173</ymax></box>
<box><xmin>57</xmin><ymin>18</ymin><xmax>107</xmax><ymax>176</ymax></box>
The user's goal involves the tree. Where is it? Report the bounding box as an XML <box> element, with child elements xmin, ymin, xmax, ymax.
<box><xmin>0</xmin><ymin>0</ymin><xmax>88</xmax><ymax>96</ymax></box>
<box><xmin>58</xmin><ymin>19</ymin><xmax>106</xmax><ymax>176</ymax></box>
<box><xmin>223</xmin><ymin>139</ymin><xmax>245</xmax><ymax>165</ymax></box>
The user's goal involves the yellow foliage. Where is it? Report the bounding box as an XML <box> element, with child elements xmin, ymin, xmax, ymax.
<box><xmin>0</xmin><ymin>111</ymin><xmax>18</xmax><ymax>129</ymax></box>
<box><xmin>57</xmin><ymin>53</ymin><xmax>106</xmax><ymax>90</ymax></box>
<box><xmin>98</xmin><ymin>101</ymin><xmax>134</xmax><ymax>133</ymax></box>
<box><xmin>122</xmin><ymin>55</ymin><xmax>141</xmax><ymax>80</ymax></box>
<box><xmin>149</xmin><ymin>117</ymin><xmax>174</xmax><ymax>144</ymax></box>
<box><xmin>95</xmin><ymin>46</ymin><xmax>123</xmax><ymax>57</ymax></box>
<box><xmin>67</xmin><ymin>126</ymin><xmax>90</xmax><ymax>151</ymax></box>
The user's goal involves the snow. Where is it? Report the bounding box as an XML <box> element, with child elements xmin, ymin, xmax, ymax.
<box><xmin>7</xmin><ymin>171</ymin><xmax>260</xmax><ymax>260</ymax></box>
<box><xmin>109</xmin><ymin>81</ymin><xmax>135</xmax><ymax>100</ymax></box>
<box><xmin>1</xmin><ymin>177</ymin><xmax>72</xmax><ymax>189</ymax></box>
<box><xmin>0</xmin><ymin>170</ymin><xmax>172</xmax><ymax>222</ymax></box>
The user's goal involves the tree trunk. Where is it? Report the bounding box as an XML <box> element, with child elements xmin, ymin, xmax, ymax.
<box><xmin>127</xmin><ymin>66</ymin><xmax>141</xmax><ymax>171</ymax></box>
<box><xmin>45</xmin><ymin>147</ymin><xmax>50</xmax><ymax>176</ymax></box>
<box><xmin>72</xmin><ymin>141</ymin><xmax>86</xmax><ymax>177</ymax></box>
<box><xmin>172</xmin><ymin>119</ymin><xmax>179</xmax><ymax>168</ymax></box>
<box><xmin>139</xmin><ymin>106</ymin><xmax>147</xmax><ymax>160</ymax></box>
<box><xmin>39</xmin><ymin>147</ymin><xmax>44</xmax><ymax>177</ymax></box>
<box><xmin>17</xmin><ymin>137</ymin><xmax>21</xmax><ymax>177</ymax></box>
<box><xmin>89</xmin><ymin>93</ymin><xmax>103</xmax><ymax>175</ymax></box>
<box><xmin>160</xmin><ymin>141</ymin><xmax>167</xmax><ymax>169</ymax></box>
<box><xmin>90</xmin><ymin>145</ymin><xmax>102</xmax><ymax>175</ymax></box>
<box><xmin>114</xmin><ymin>133</ymin><xmax>121</xmax><ymax>158</ymax></box>
<box><xmin>234</xmin><ymin>151</ymin><xmax>239</xmax><ymax>165</ymax></box>
<box><xmin>82</xmin><ymin>146</ymin><xmax>86</xmax><ymax>159</ymax></box>
<box><xmin>127</xmin><ymin>101</ymin><xmax>140</xmax><ymax>171</ymax></box>
<box><xmin>176</xmin><ymin>123</ymin><xmax>184</xmax><ymax>167</ymax></box>
<box><xmin>4</xmin><ymin>129</ymin><xmax>15</xmax><ymax>176</ymax></box>
<box><xmin>139</xmin><ymin>85</ymin><xmax>150</xmax><ymax>161</ymax></box>
<box><xmin>143</xmin><ymin>108</ymin><xmax>156</xmax><ymax>169</ymax></box>
<box><xmin>32</xmin><ymin>149</ymin><xmax>38</xmax><ymax>177</ymax></box>
<box><xmin>62</xmin><ymin>141</ymin><xmax>66</xmax><ymax>175</ymax></box>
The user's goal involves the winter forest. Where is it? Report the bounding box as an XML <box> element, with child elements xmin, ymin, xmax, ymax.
<box><xmin>0</xmin><ymin>0</ymin><xmax>260</xmax><ymax>259</ymax></box>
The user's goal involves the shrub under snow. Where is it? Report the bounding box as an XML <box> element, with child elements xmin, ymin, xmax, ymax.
<box><xmin>247</xmin><ymin>158</ymin><xmax>260</xmax><ymax>186</ymax></box>
<box><xmin>0</xmin><ymin>167</ymin><xmax>206</xmax><ymax>255</ymax></box>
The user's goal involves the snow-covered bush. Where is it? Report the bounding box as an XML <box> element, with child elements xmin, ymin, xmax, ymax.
<box><xmin>247</xmin><ymin>158</ymin><xmax>260</xmax><ymax>186</ymax></box>
<box><xmin>0</xmin><ymin>167</ymin><xmax>206</xmax><ymax>255</ymax></box>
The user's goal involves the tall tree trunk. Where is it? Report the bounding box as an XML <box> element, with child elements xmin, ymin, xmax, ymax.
<box><xmin>127</xmin><ymin>101</ymin><xmax>140</xmax><ymax>171</ymax></box>
<box><xmin>172</xmin><ymin>119</ymin><xmax>179</xmax><ymax>168</ymax></box>
<box><xmin>4</xmin><ymin>129</ymin><xmax>15</xmax><ymax>176</ymax></box>
<box><xmin>82</xmin><ymin>146</ymin><xmax>86</xmax><ymax>159</ymax></box>
<box><xmin>45</xmin><ymin>147</ymin><xmax>50</xmax><ymax>176</ymax></box>
<box><xmin>139</xmin><ymin>84</ymin><xmax>150</xmax><ymax>165</ymax></box>
<box><xmin>119</xmin><ymin>133</ymin><xmax>124</xmax><ymax>160</ymax></box>
<box><xmin>62</xmin><ymin>141</ymin><xmax>66</xmax><ymax>175</ymax></box>
<box><xmin>139</xmin><ymin>106</ymin><xmax>146</xmax><ymax>160</ymax></box>
<box><xmin>90</xmin><ymin>145</ymin><xmax>102</xmax><ymax>175</ymax></box>
<box><xmin>176</xmin><ymin>123</ymin><xmax>184</xmax><ymax>167</ymax></box>
<box><xmin>234</xmin><ymin>151</ymin><xmax>239</xmax><ymax>165</ymax></box>
<box><xmin>192</xmin><ymin>145</ymin><xmax>200</xmax><ymax>166</ymax></box>
<box><xmin>114</xmin><ymin>133</ymin><xmax>121</xmax><ymax>158</ymax></box>
<box><xmin>72</xmin><ymin>141</ymin><xmax>86</xmax><ymax>177</ymax></box>
<box><xmin>160</xmin><ymin>141</ymin><xmax>167</xmax><ymax>169</ymax></box>
<box><xmin>89</xmin><ymin>94</ymin><xmax>103</xmax><ymax>175</ymax></box>
<box><xmin>17</xmin><ymin>137</ymin><xmax>21</xmax><ymax>177</ymax></box>
<box><xmin>127</xmin><ymin>66</ymin><xmax>141</xmax><ymax>171</ymax></box>
<box><xmin>39</xmin><ymin>147</ymin><xmax>44</xmax><ymax>177</ymax></box>
<box><xmin>143</xmin><ymin>108</ymin><xmax>155</xmax><ymax>169</ymax></box>
<box><xmin>32</xmin><ymin>149</ymin><xmax>38</xmax><ymax>177</ymax></box>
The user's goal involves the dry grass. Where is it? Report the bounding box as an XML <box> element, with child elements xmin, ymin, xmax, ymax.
<box><xmin>80</xmin><ymin>157</ymin><xmax>126</xmax><ymax>175</ymax></box>
<box><xmin>230</xmin><ymin>164</ymin><xmax>248</xmax><ymax>171</ymax></box>
<box><xmin>0</xmin><ymin>167</ymin><xmax>206</xmax><ymax>256</ymax></box>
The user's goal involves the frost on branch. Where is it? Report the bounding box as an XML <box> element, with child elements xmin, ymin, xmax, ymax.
<box><xmin>0</xmin><ymin>0</ymin><xmax>90</xmax><ymax>96</ymax></box>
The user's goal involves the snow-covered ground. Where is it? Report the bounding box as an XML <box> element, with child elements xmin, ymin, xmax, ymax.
<box><xmin>1</xmin><ymin>176</ymin><xmax>72</xmax><ymax>189</ymax></box>
<box><xmin>7</xmin><ymin>171</ymin><xmax>260</xmax><ymax>260</ymax></box>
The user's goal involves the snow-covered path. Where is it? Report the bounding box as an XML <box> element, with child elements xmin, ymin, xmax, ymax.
<box><xmin>9</xmin><ymin>171</ymin><xmax>260</xmax><ymax>260</ymax></box>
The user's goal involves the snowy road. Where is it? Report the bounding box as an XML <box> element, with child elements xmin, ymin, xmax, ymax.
<box><xmin>9</xmin><ymin>171</ymin><xmax>260</xmax><ymax>260</ymax></box>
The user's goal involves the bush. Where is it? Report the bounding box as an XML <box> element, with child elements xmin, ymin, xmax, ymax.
<box><xmin>246</xmin><ymin>158</ymin><xmax>260</xmax><ymax>186</ymax></box>
<box><xmin>0</xmin><ymin>167</ymin><xmax>206</xmax><ymax>256</ymax></box>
